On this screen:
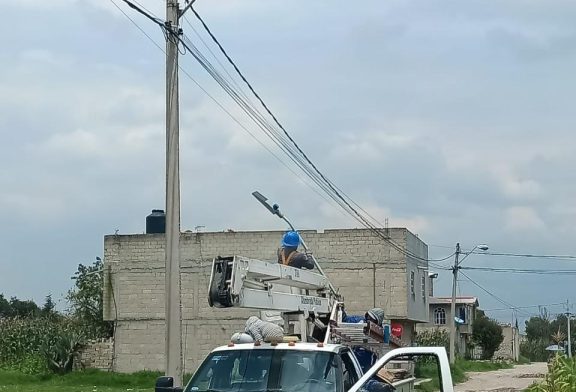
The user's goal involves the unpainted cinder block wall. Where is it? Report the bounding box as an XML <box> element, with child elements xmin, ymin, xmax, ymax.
<box><xmin>103</xmin><ymin>228</ymin><xmax>428</xmax><ymax>373</ymax></box>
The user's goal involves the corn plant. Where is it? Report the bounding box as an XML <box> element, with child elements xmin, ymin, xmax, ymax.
<box><xmin>528</xmin><ymin>354</ymin><xmax>576</xmax><ymax>392</ymax></box>
<box><xmin>0</xmin><ymin>317</ymin><xmax>86</xmax><ymax>374</ymax></box>
<box><xmin>41</xmin><ymin>330</ymin><xmax>85</xmax><ymax>374</ymax></box>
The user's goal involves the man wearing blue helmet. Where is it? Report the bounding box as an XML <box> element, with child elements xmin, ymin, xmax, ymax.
<box><xmin>277</xmin><ymin>231</ymin><xmax>314</xmax><ymax>270</ymax></box>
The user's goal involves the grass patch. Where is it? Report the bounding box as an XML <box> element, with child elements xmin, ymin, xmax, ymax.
<box><xmin>415</xmin><ymin>359</ymin><xmax>513</xmax><ymax>392</ymax></box>
<box><xmin>0</xmin><ymin>369</ymin><xmax>172</xmax><ymax>392</ymax></box>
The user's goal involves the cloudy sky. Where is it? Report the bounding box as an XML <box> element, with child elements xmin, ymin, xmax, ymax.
<box><xmin>1</xmin><ymin>0</ymin><xmax>575</xmax><ymax>325</ymax></box>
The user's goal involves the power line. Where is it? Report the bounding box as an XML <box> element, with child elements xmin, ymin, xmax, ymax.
<box><xmin>473</xmin><ymin>251</ymin><xmax>576</xmax><ymax>261</ymax></box>
<box><xmin>177</xmin><ymin>28</ymin><xmax>410</xmax><ymax>253</ymax></box>
<box><xmin>181</xmin><ymin>14</ymin><xmax>254</xmax><ymax>104</ymax></box>
<box><xmin>183</xmin><ymin>9</ymin><xmax>455</xmax><ymax>263</ymax></box>
<box><xmin>459</xmin><ymin>271</ymin><xmax>531</xmax><ymax>317</ymax></box>
<box><xmin>428</xmin><ymin>261</ymin><xmax>452</xmax><ymax>270</ymax></box>
<box><xmin>114</xmin><ymin>0</ymin><xmax>455</xmax><ymax>264</ymax></box>
<box><xmin>177</xmin><ymin>34</ymin><xmax>353</xmax><ymax>215</ymax></box>
<box><xmin>109</xmin><ymin>0</ymin><xmax>165</xmax><ymax>51</ymax></box>
<box><xmin>117</xmin><ymin>0</ymin><xmax>164</xmax><ymax>26</ymax></box>
<box><xmin>111</xmin><ymin>0</ymin><xmax>355</xmax><ymax>222</ymax></box>
<box><xmin>483</xmin><ymin>303</ymin><xmax>567</xmax><ymax>312</ymax></box>
<box><xmin>460</xmin><ymin>266</ymin><xmax>576</xmax><ymax>275</ymax></box>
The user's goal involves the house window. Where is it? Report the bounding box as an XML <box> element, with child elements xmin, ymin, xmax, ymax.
<box><xmin>410</xmin><ymin>271</ymin><xmax>415</xmax><ymax>299</ymax></box>
<box><xmin>421</xmin><ymin>275</ymin><xmax>426</xmax><ymax>302</ymax></box>
<box><xmin>434</xmin><ymin>308</ymin><xmax>446</xmax><ymax>325</ymax></box>
<box><xmin>459</xmin><ymin>307</ymin><xmax>467</xmax><ymax>324</ymax></box>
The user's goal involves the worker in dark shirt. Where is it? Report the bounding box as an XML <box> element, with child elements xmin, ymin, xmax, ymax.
<box><xmin>277</xmin><ymin>231</ymin><xmax>315</xmax><ymax>270</ymax></box>
<box><xmin>361</xmin><ymin>368</ymin><xmax>396</xmax><ymax>392</ymax></box>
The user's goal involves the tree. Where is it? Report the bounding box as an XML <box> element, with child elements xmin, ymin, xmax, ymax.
<box><xmin>67</xmin><ymin>258</ymin><xmax>113</xmax><ymax>338</ymax></box>
<box><xmin>9</xmin><ymin>297</ymin><xmax>40</xmax><ymax>318</ymax></box>
<box><xmin>41</xmin><ymin>294</ymin><xmax>57</xmax><ymax>318</ymax></box>
<box><xmin>525</xmin><ymin>316</ymin><xmax>554</xmax><ymax>342</ymax></box>
<box><xmin>472</xmin><ymin>315</ymin><xmax>504</xmax><ymax>359</ymax></box>
<box><xmin>523</xmin><ymin>314</ymin><xmax>576</xmax><ymax>359</ymax></box>
<box><xmin>0</xmin><ymin>294</ymin><xmax>10</xmax><ymax>317</ymax></box>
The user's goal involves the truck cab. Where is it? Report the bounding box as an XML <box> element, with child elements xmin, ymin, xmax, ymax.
<box><xmin>169</xmin><ymin>343</ymin><xmax>453</xmax><ymax>392</ymax></box>
<box><xmin>184</xmin><ymin>343</ymin><xmax>362</xmax><ymax>392</ymax></box>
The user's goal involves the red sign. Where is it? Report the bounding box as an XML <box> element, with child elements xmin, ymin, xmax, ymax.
<box><xmin>391</xmin><ymin>323</ymin><xmax>403</xmax><ymax>338</ymax></box>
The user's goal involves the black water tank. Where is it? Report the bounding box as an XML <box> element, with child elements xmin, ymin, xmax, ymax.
<box><xmin>146</xmin><ymin>209</ymin><xmax>166</xmax><ymax>234</ymax></box>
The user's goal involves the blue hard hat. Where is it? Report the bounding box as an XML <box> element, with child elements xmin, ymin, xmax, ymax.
<box><xmin>282</xmin><ymin>231</ymin><xmax>300</xmax><ymax>248</ymax></box>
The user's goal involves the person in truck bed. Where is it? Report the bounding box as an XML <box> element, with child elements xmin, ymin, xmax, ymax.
<box><xmin>361</xmin><ymin>368</ymin><xmax>396</xmax><ymax>392</ymax></box>
<box><xmin>277</xmin><ymin>231</ymin><xmax>315</xmax><ymax>270</ymax></box>
<box><xmin>244</xmin><ymin>316</ymin><xmax>284</xmax><ymax>343</ymax></box>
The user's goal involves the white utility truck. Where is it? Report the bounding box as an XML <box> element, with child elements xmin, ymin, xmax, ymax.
<box><xmin>155</xmin><ymin>193</ymin><xmax>455</xmax><ymax>392</ymax></box>
<box><xmin>156</xmin><ymin>255</ymin><xmax>454</xmax><ymax>392</ymax></box>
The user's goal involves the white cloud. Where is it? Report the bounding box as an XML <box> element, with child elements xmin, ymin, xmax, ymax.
<box><xmin>504</xmin><ymin>206</ymin><xmax>545</xmax><ymax>232</ymax></box>
<box><xmin>317</xmin><ymin>201</ymin><xmax>429</xmax><ymax>235</ymax></box>
<box><xmin>491</xmin><ymin>164</ymin><xmax>542</xmax><ymax>201</ymax></box>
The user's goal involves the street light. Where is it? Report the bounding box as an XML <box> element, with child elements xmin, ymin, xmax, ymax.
<box><xmin>449</xmin><ymin>243</ymin><xmax>488</xmax><ymax>364</ymax></box>
<box><xmin>251</xmin><ymin>191</ymin><xmax>337</xmax><ymax>296</ymax></box>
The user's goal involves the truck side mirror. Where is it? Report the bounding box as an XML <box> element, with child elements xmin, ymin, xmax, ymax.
<box><xmin>155</xmin><ymin>376</ymin><xmax>183</xmax><ymax>392</ymax></box>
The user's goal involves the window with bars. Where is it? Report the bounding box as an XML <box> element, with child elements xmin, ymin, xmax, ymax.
<box><xmin>410</xmin><ymin>271</ymin><xmax>415</xmax><ymax>299</ymax></box>
<box><xmin>434</xmin><ymin>308</ymin><xmax>446</xmax><ymax>325</ymax></box>
<box><xmin>421</xmin><ymin>275</ymin><xmax>426</xmax><ymax>302</ymax></box>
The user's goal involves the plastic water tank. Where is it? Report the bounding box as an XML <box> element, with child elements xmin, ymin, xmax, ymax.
<box><xmin>146</xmin><ymin>209</ymin><xmax>166</xmax><ymax>234</ymax></box>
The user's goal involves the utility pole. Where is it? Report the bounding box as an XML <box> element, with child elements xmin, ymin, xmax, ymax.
<box><xmin>165</xmin><ymin>0</ymin><xmax>182</xmax><ymax>386</ymax></box>
<box><xmin>567</xmin><ymin>300</ymin><xmax>572</xmax><ymax>358</ymax></box>
<box><xmin>449</xmin><ymin>243</ymin><xmax>461</xmax><ymax>365</ymax></box>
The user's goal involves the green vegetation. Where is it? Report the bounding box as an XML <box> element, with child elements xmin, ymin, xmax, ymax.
<box><xmin>521</xmin><ymin>308</ymin><xmax>575</xmax><ymax>361</ymax></box>
<box><xmin>0</xmin><ymin>317</ymin><xmax>86</xmax><ymax>374</ymax></box>
<box><xmin>0</xmin><ymin>369</ymin><xmax>194</xmax><ymax>392</ymax></box>
<box><xmin>0</xmin><ymin>259</ymin><xmax>112</xmax><ymax>375</ymax></box>
<box><xmin>527</xmin><ymin>354</ymin><xmax>576</xmax><ymax>392</ymax></box>
<box><xmin>472</xmin><ymin>315</ymin><xmax>504</xmax><ymax>360</ymax></box>
<box><xmin>0</xmin><ymin>369</ymin><xmax>162</xmax><ymax>392</ymax></box>
<box><xmin>67</xmin><ymin>258</ymin><xmax>113</xmax><ymax>338</ymax></box>
<box><xmin>415</xmin><ymin>359</ymin><xmax>513</xmax><ymax>392</ymax></box>
<box><xmin>415</xmin><ymin>329</ymin><xmax>449</xmax><ymax>352</ymax></box>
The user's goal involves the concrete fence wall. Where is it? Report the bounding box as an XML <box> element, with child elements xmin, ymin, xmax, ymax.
<box><xmin>74</xmin><ymin>339</ymin><xmax>114</xmax><ymax>371</ymax></box>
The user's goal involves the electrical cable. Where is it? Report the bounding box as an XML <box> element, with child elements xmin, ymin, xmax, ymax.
<box><xmin>179</xmin><ymin>30</ymin><xmax>450</xmax><ymax>262</ymax></box>
<box><xmin>181</xmin><ymin>15</ymin><xmax>254</xmax><ymax>105</ymax></box>
<box><xmin>111</xmin><ymin>0</ymin><xmax>349</xmax><ymax>215</ymax></box>
<box><xmin>483</xmin><ymin>303</ymin><xmax>566</xmax><ymax>312</ymax></box>
<box><xmin>428</xmin><ymin>261</ymin><xmax>452</xmax><ymax>270</ymax></box>
<box><xmin>459</xmin><ymin>271</ymin><xmax>531</xmax><ymax>317</ymax></box>
<box><xmin>110</xmin><ymin>0</ymin><xmax>165</xmax><ymax>51</ymax></box>
<box><xmin>177</xmin><ymin>35</ymin><xmax>352</xmax><ymax>215</ymax></box>
<box><xmin>118</xmin><ymin>0</ymin><xmax>164</xmax><ymax>26</ymax></box>
<box><xmin>460</xmin><ymin>266</ymin><xmax>576</xmax><ymax>275</ymax></box>
<box><xmin>176</xmin><ymin>31</ymin><xmax>399</xmax><ymax>240</ymax></box>
<box><xmin>473</xmin><ymin>251</ymin><xmax>576</xmax><ymax>261</ymax></box>
<box><xmin>114</xmin><ymin>0</ymin><xmax>456</xmax><ymax>263</ymax></box>
<box><xmin>185</xmin><ymin>9</ymin><xmax>456</xmax><ymax>263</ymax></box>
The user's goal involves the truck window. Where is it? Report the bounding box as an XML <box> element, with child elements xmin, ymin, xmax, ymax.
<box><xmin>353</xmin><ymin>354</ymin><xmax>447</xmax><ymax>392</ymax></box>
<box><xmin>341</xmin><ymin>351</ymin><xmax>359</xmax><ymax>391</ymax></box>
<box><xmin>185</xmin><ymin>349</ymin><xmax>341</xmax><ymax>392</ymax></box>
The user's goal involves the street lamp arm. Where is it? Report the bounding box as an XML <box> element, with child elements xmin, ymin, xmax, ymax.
<box><xmin>457</xmin><ymin>244</ymin><xmax>489</xmax><ymax>266</ymax></box>
<box><xmin>179</xmin><ymin>0</ymin><xmax>197</xmax><ymax>18</ymax></box>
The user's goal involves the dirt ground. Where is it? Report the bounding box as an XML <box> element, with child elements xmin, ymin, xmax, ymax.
<box><xmin>455</xmin><ymin>362</ymin><xmax>548</xmax><ymax>392</ymax></box>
